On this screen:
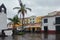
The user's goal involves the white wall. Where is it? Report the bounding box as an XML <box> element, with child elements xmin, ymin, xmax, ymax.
<box><xmin>30</xmin><ymin>16</ymin><xmax>36</xmax><ymax>23</ymax></box>
<box><xmin>4</xmin><ymin>30</ymin><xmax>12</xmax><ymax>35</ymax></box>
<box><xmin>42</xmin><ymin>16</ymin><xmax>56</xmax><ymax>31</ymax></box>
<box><xmin>0</xmin><ymin>13</ymin><xmax>7</xmax><ymax>32</ymax></box>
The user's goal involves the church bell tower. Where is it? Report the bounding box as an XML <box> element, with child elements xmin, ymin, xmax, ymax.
<box><xmin>0</xmin><ymin>4</ymin><xmax>7</xmax><ymax>32</ymax></box>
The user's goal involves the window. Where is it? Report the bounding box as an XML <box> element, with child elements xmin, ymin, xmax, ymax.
<box><xmin>2</xmin><ymin>8</ymin><xmax>4</xmax><ymax>12</ymax></box>
<box><xmin>56</xmin><ymin>17</ymin><xmax>60</xmax><ymax>24</ymax></box>
<box><xmin>33</xmin><ymin>21</ymin><xmax>35</xmax><ymax>23</ymax></box>
<box><xmin>44</xmin><ymin>19</ymin><xmax>48</xmax><ymax>23</ymax></box>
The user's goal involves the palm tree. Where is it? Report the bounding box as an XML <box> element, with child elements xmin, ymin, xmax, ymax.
<box><xmin>8</xmin><ymin>15</ymin><xmax>20</xmax><ymax>35</ymax></box>
<box><xmin>13</xmin><ymin>0</ymin><xmax>31</xmax><ymax>30</ymax></box>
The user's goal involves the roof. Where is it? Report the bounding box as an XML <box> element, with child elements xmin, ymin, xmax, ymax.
<box><xmin>43</xmin><ymin>11</ymin><xmax>60</xmax><ymax>18</ymax></box>
<box><xmin>0</xmin><ymin>3</ymin><xmax>6</xmax><ymax>13</ymax></box>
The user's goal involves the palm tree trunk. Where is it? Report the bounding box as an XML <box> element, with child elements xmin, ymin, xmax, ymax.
<box><xmin>22</xmin><ymin>14</ymin><xmax>24</xmax><ymax>31</ymax></box>
<box><xmin>12</xmin><ymin>24</ymin><xmax>16</xmax><ymax>35</ymax></box>
<box><xmin>22</xmin><ymin>16</ymin><xmax>24</xmax><ymax>29</ymax></box>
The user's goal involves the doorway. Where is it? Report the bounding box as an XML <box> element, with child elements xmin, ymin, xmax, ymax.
<box><xmin>32</xmin><ymin>28</ymin><xmax>35</xmax><ymax>32</ymax></box>
<box><xmin>44</xmin><ymin>26</ymin><xmax>48</xmax><ymax>32</ymax></box>
<box><xmin>56</xmin><ymin>26</ymin><xmax>60</xmax><ymax>33</ymax></box>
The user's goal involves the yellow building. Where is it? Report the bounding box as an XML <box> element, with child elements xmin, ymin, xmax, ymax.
<box><xmin>27</xmin><ymin>17</ymin><xmax>30</xmax><ymax>24</ymax></box>
<box><xmin>25</xmin><ymin>16</ymin><xmax>43</xmax><ymax>32</ymax></box>
<box><xmin>35</xmin><ymin>16</ymin><xmax>42</xmax><ymax>23</ymax></box>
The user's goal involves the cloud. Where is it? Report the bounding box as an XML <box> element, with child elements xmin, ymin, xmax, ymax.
<box><xmin>0</xmin><ymin>0</ymin><xmax>60</xmax><ymax>23</ymax></box>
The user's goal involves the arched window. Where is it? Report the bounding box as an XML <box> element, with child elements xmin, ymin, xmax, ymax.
<box><xmin>0</xmin><ymin>4</ymin><xmax>6</xmax><ymax>14</ymax></box>
<box><xmin>2</xmin><ymin>8</ymin><xmax>4</xmax><ymax>13</ymax></box>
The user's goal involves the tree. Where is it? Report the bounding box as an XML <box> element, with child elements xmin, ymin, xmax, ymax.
<box><xmin>8</xmin><ymin>15</ymin><xmax>20</xmax><ymax>35</ymax></box>
<box><xmin>13</xmin><ymin>0</ymin><xmax>31</xmax><ymax>30</ymax></box>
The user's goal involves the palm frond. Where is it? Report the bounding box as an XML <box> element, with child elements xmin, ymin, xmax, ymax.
<box><xmin>18</xmin><ymin>10</ymin><xmax>21</xmax><ymax>14</ymax></box>
<box><xmin>13</xmin><ymin>7</ymin><xmax>20</xmax><ymax>10</ymax></box>
<box><xmin>26</xmin><ymin>8</ymin><xmax>31</xmax><ymax>11</ymax></box>
<box><xmin>8</xmin><ymin>18</ymin><xmax>13</xmax><ymax>21</ymax></box>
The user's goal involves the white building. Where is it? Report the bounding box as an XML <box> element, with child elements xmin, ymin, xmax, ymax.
<box><xmin>41</xmin><ymin>11</ymin><xmax>60</xmax><ymax>33</ymax></box>
<box><xmin>0</xmin><ymin>4</ymin><xmax>7</xmax><ymax>32</ymax></box>
<box><xmin>29</xmin><ymin>16</ymin><xmax>36</xmax><ymax>24</ymax></box>
<box><xmin>0</xmin><ymin>4</ymin><xmax>12</xmax><ymax>35</ymax></box>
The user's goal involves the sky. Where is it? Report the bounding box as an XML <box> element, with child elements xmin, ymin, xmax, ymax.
<box><xmin>0</xmin><ymin>0</ymin><xmax>60</xmax><ymax>23</ymax></box>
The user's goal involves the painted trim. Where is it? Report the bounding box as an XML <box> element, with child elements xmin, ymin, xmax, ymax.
<box><xmin>41</xmin><ymin>30</ymin><xmax>56</xmax><ymax>34</ymax></box>
<box><xmin>48</xmin><ymin>30</ymin><xmax>56</xmax><ymax>34</ymax></box>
